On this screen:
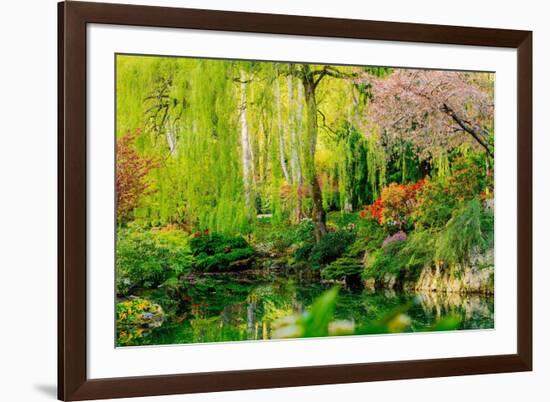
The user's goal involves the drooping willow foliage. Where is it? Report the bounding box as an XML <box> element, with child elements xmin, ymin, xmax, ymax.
<box><xmin>118</xmin><ymin>57</ymin><xmax>249</xmax><ymax>233</ymax></box>
<box><xmin>116</xmin><ymin>55</ymin><xmax>493</xmax><ymax>237</ymax></box>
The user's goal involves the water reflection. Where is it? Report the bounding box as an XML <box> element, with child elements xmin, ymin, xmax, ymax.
<box><xmin>117</xmin><ymin>274</ymin><xmax>494</xmax><ymax>347</ymax></box>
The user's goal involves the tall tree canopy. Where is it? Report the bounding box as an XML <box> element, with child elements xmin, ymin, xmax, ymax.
<box><xmin>116</xmin><ymin>56</ymin><xmax>494</xmax><ymax>242</ymax></box>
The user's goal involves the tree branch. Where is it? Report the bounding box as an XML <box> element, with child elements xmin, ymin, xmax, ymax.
<box><xmin>317</xmin><ymin>109</ymin><xmax>338</xmax><ymax>139</ymax></box>
<box><xmin>312</xmin><ymin>66</ymin><xmax>359</xmax><ymax>89</ymax></box>
<box><xmin>442</xmin><ymin>103</ymin><xmax>493</xmax><ymax>157</ymax></box>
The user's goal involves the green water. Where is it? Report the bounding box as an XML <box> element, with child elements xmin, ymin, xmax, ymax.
<box><xmin>116</xmin><ymin>273</ymin><xmax>494</xmax><ymax>347</ymax></box>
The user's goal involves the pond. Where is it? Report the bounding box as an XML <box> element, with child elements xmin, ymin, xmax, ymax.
<box><xmin>116</xmin><ymin>272</ymin><xmax>494</xmax><ymax>347</ymax></box>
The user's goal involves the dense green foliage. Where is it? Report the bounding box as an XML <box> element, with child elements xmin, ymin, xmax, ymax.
<box><xmin>308</xmin><ymin>230</ymin><xmax>357</xmax><ymax>268</ymax></box>
<box><xmin>190</xmin><ymin>234</ymin><xmax>254</xmax><ymax>272</ymax></box>
<box><xmin>436</xmin><ymin>198</ymin><xmax>493</xmax><ymax>264</ymax></box>
<box><xmin>115</xmin><ymin>55</ymin><xmax>495</xmax><ymax>346</ymax></box>
<box><xmin>116</xmin><ymin>227</ymin><xmax>192</xmax><ymax>295</ymax></box>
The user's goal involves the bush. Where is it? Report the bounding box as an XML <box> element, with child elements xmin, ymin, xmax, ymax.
<box><xmin>382</xmin><ymin>230</ymin><xmax>407</xmax><ymax>247</ymax></box>
<box><xmin>363</xmin><ymin>198</ymin><xmax>494</xmax><ymax>283</ymax></box>
<box><xmin>363</xmin><ymin>230</ymin><xmax>433</xmax><ymax>281</ymax></box>
<box><xmin>356</xmin><ymin>218</ymin><xmax>386</xmax><ymax>251</ymax></box>
<box><xmin>190</xmin><ymin>233</ymin><xmax>248</xmax><ymax>255</ymax></box>
<box><xmin>446</xmin><ymin>155</ymin><xmax>488</xmax><ymax>201</ymax></box>
<box><xmin>322</xmin><ymin>257</ymin><xmax>364</xmax><ymax>281</ymax></box>
<box><xmin>436</xmin><ymin>198</ymin><xmax>493</xmax><ymax>264</ymax></box>
<box><xmin>294</xmin><ymin>219</ymin><xmax>316</xmax><ymax>242</ymax></box>
<box><xmin>400</xmin><ymin>230</ymin><xmax>436</xmax><ymax>269</ymax></box>
<box><xmin>116</xmin><ymin>298</ymin><xmax>163</xmax><ymax>327</ymax></box>
<box><xmin>380</xmin><ymin>181</ymin><xmax>423</xmax><ymax>230</ymax></box>
<box><xmin>294</xmin><ymin>242</ymin><xmax>315</xmax><ymax>262</ymax></box>
<box><xmin>364</xmin><ymin>240</ymin><xmax>408</xmax><ymax>279</ymax></box>
<box><xmin>309</xmin><ymin>230</ymin><xmax>356</xmax><ymax>269</ymax></box>
<box><xmin>116</xmin><ymin>226</ymin><xmax>192</xmax><ymax>295</ymax></box>
<box><xmin>359</xmin><ymin>179</ymin><xmax>424</xmax><ymax>232</ymax></box>
<box><xmin>414</xmin><ymin>156</ymin><xmax>488</xmax><ymax>229</ymax></box>
<box><xmin>190</xmin><ymin>233</ymin><xmax>254</xmax><ymax>272</ymax></box>
<box><xmin>412</xmin><ymin>178</ymin><xmax>456</xmax><ymax>228</ymax></box>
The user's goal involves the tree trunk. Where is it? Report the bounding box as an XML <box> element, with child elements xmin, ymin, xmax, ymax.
<box><xmin>165</xmin><ymin>121</ymin><xmax>178</xmax><ymax>155</ymax></box>
<box><xmin>301</xmin><ymin>66</ymin><xmax>327</xmax><ymax>241</ymax></box>
<box><xmin>293</xmin><ymin>77</ymin><xmax>304</xmax><ymax>222</ymax></box>
<box><xmin>275</xmin><ymin>74</ymin><xmax>291</xmax><ymax>183</ymax></box>
<box><xmin>239</xmin><ymin>69</ymin><xmax>253</xmax><ymax>210</ymax></box>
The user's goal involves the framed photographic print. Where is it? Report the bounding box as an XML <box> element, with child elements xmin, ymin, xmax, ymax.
<box><xmin>58</xmin><ymin>1</ymin><xmax>532</xmax><ymax>400</ymax></box>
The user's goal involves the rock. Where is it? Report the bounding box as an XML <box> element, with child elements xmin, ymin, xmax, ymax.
<box><xmin>381</xmin><ymin>273</ymin><xmax>398</xmax><ymax>289</ymax></box>
<box><xmin>483</xmin><ymin>198</ymin><xmax>494</xmax><ymax>210</ymax></box>
<box><xmin>363</xmin><ymin>277</ymin><xmax>376</xmax><ymax>290</ymax></box>
<box><xmin>228</xmin><ymin>257</ymin><xmax>254</xmax><ymax>269</ymax></box>
<box><xmin>412</xmin><ymin>249</ymin><xmax>494</xmax><ymax>294</ymax></box>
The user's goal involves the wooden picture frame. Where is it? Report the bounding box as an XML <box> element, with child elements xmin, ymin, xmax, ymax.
<box><xmin>58</xmin><ymin>1</ymin><xmax>532</xmax><ymax>400</ymax></box>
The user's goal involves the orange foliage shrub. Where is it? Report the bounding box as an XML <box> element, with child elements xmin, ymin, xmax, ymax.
<box><xmin>359</xmin><ymin>179</ymin><xmax>425</xmax><ymax>229</ymax></box>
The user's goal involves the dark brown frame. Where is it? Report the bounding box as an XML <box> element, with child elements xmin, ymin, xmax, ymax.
<box><xmin>58</xmin><ymin>1</ymin><xmax>532</xmax><ymax>400</ymax></box>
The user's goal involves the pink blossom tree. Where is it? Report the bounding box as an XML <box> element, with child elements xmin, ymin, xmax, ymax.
<box><xmin>361</xmin><ymin>69</ymin><xmax>494</xmax><ymax>159</ymax></box>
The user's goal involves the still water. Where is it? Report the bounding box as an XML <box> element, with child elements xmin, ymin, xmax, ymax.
<box><xmin>116</xmin><ymin>273</ymin><xmax>494</xmax><ymax>347</ymax></box>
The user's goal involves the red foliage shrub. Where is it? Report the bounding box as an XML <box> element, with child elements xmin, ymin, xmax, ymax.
<box><xmin>359</xmin><ymin>197</ymin><xmax>384</xmax><ymax>224</ymax></box>
<box><xmin>116</xmin><ymin>130</ymin><xmax>159</xmax><ymax>223</ymax></box>
<box><xmin>359</xmin><ymin>179</ymin><xmax>425</xmax><ymax>229</ymax></box>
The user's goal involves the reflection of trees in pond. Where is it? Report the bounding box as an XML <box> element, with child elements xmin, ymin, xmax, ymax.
<box><xmin>186</xmin><ymin>279</ymin><xmax>303</xmax><ymax>342</ymax></box>
<box><xmin>117</xmin><ymin>276</ymin><xmax>494</xmax><ymax>346</ymax></box>
<box><xmin>246</xmin><ymin>280</ymin><xmax>300</xmax><ymax>340</ymax></box>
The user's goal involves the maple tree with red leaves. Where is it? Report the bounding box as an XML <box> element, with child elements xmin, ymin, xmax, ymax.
<box><xmin>116</xmin><ymin>130</ymin><xmax>159</xmax><ymax>223</ymax></box>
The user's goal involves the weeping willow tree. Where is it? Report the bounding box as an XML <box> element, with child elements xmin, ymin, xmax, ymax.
<box><xmin>116</xmin><ymin>55</ymin><xmax>491</xmax><ymax>244</ymax></box>
<box><xmin>117</xmin><ymin>56</ymin><xmax>253</xmax><ymax>233</ymax></box>
<box><xmin>116</xmin><ymin>55</ymin><xmax>392</xmax><ymax>236</ymax></box>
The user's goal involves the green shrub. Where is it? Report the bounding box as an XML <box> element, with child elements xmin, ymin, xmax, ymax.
<box><xmin>309</xmin><ymin>230</ymin><xmax>356</xmax><ymax>269</ymax></box>
<box><xmin>363</xmin><ymin>198</ymin><xmax>494</xmax><ymax>283</ymax></box>
<box><xmin>356</xmin><ymin>218</ymin><xmax>386</xmax><ymax>251</ymax></box>
<box><xmin>193</xmin><ymin>248</ymin><xmax>254</xmax><ymax>271</ymax></box>
<box><xmin>321</xmin><ymin>235</ymin><xmax>370</xmax><ymax>282</ymax></box>
<box><xmin>413</xmin><ymin>178</ymin><xmax>457</xmax><ymax>229</ymax></box>
<box><xmin>116</xmin><ymin>226</ymin><xmax>192</xmax><ymax>295</ymax></box>
<box><xmin>436</xmin><ymin>198</ymin><xmax>492</xmax><ymax>264</ymax></box>
<box><xmin>398</xmin><ymin>230</ymin><xmax>436</xmax><ymax>280</ymax></box>
<box><xmin>294</xmin><ymin>242</ymin><xmax>315</xmax><ymax>262</ymax></box>
<box><xmin>446</xmin><ymin>155</ymin><xmax>488</xmax><ymax>201</ymax></box>
<box><xmin>190</xmin><ymin>233</ymin><xmax>248</xmax><ymax>255</ymax></box>
<box><xmin>294</xmin><ymin>219</ymin><xmax>316</xmax><ymax>242</ymax></box>
<box><xmin>322</xmin><ymin>257</ymin><xmax>364</xmax><ymax>281</ymax></box>
<box><xmin>363</xmin><ymin>230</ymin><xmax>437</xmax><ymax>282</ymax></box>
<box><xmin>190</xmin><ymin>233</ymin><xmax>254</xmax><ymax>272</ymax></box>
<box><xmin>414</xmin><ymin>156</ymin><xmax>489</xmax><ymax>229</ymax></box>
<box><xmin>364</xmin><ymin>240</ymin><xmax>408</xmax><ymax>279</ymax></box>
